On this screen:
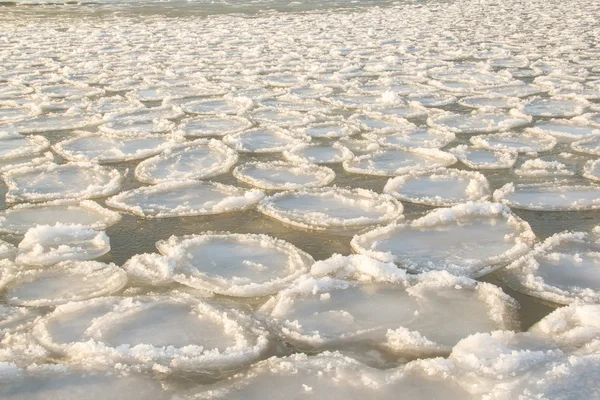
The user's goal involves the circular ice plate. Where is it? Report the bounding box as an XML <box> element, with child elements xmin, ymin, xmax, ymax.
<box><xmin>32</xmin><ymin>295</ymin><xmax>269</xmax><ymax>372</ymax></box>
<box><xmin>372</xmin><ymin>127</ymin><xmax>455</xmax><ymax>149</ymax></box>
<box><xmin>257</xmin><ymin>187</ymin><xmax>403</xmax><ymax>231</ymax></box>
<box><xmin>233</xmin><ymin>161</ymin><xmax>335</xmax><ymax>190</ymax></box>
<box><xmin>177</xmin><ymin>116</ymin><xmax>253</xmax><ymax>138</ymax></box>
<box><xmin>53</xmin><ymin>132</ymin><xmax>178</xmax><ymax>163</ymax></box>
<box><xmin>470</xmin><ymin>131</ymin><xmax>557</xmax><ymax>153</ymax></box>
<box><xmin>0</xmin><ymin>200</ymin><xmax>121</xmax><ymax>234</ymax></box>
<box><xmin>3</xmin><ymin>162</ymin><xmax>122</xmax><ymax>203</ymax></box>
<box><xmin>494</xmin><ymin>182</ymin><xmax>600</xmax><ymax>211</ymax></box>
<box><xmin>259</xmin><ymin>272</ymin><xmax>518</xmax><ymax>354</ymax></box>
<box><xmin>522</xmin><ymin>96</ymin><xmax>588</xmax><ymax>118</ymax></box>
<box><xmin>2</xmin><ymin>260</ymin><xmax>127</xmax><ymax>307</ymax></box>
<box><xmin>351</xmin><ymin>202</ymin><xmax>535</xmax><ymax>277</ymax></box>
<box><xmin>383</xmin><ymin>168</ymin><xmax>490</xmax><ymax>206</ymax></box>
<box><xmin>150</xmin><ymin>232</ymin><xmax>314</xmax><ymax>297</ymax></box>
<box><xmin>343</xmin><ymin>148</ymin><xmax>457</xmax><ymax>176</ymax></box>
<box><xmin>223</xmin><ymin>127</ymin><xmax>308</xmax><ymax>153</ymax></box>
<box><xmin>183</xmin><ymin>352</ymin><xmax>472</xmax><ymax>399</ymax></box>
<box><xmin>0</xmin><ymin>133</ymin><xmax>49</xmax><ymax>161</ymax></box>
<box><xmin>501</xmin><ymin>229</ymin><xmax>600</xmax><ymax>304</ymax></box>
<box><xmin>299</xmin><ymin>121</ymin><xmax>359</xmax><ymax>138</ymax></box>
<box><xmin>106</xmin><ymin>180</ymin><xmax>264</xmax><ymax>218</ymax></box>
<box><xmin>428</xmin><ymin>111</ymin><xmax>531</xmax><ymax>134</ymax></box>
<box><xmin>449</xmin><ymin>145</ymin><xmax>518</xmax><ymax>169</ymax></box>
<box><xmin>571</xmin><ymin>135</ymin><xmax>600</xmax><ymax>156</ymax></box>
<box><xmin>0</xmin><ymin>365</ymin><xmax>172</xmax><ymax>400</ymax></box>
<box><xmin>134</xmin><ymin>139</ymin><xmax>238</xmax><ymax>184</ymax></box>
<box><xmin>283</xmin><ymin>143</ymin><xmax>354</xmax><ymax>164</ymax></box>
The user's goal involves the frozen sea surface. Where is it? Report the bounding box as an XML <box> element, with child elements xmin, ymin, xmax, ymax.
<box><xmin>0</xmin><ymin>0</ymin><xmax>600</xmax><ymax>397</ymax></box>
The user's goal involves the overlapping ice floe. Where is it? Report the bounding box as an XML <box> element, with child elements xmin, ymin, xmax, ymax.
<box><xmin>134</xmin><ymin>139</ymin><xmax>238</xmax><ymax>184</ymax></box>
<box><xmin>32</xmin><ymin>295</ymin><xmax>269</xmax><ymax>373</ymax></box>
<box><xmin>449</xmin><ymin>145</ymin><xmax>518</xmax><ymax>169</ymax></box>
<box><xmin>182</xmin><ymin>352</ymin><xmax>472</xmax><ymax>399</ymax></box>
<box><xmin>351</xmin><ymin>202</ymin><xmax>535</xmax><ymax>277</ymax></box>
<box><xmin>494</xmin><ymin>181</ymin><xmax>600</xmax><ymax>211</ymax></box>
<box><xmin>106</xmin><ymin>181</ymin><xmax>263</xmax><ymax>218</ymax></box>
<box><xmin>258</xmin><ymin>187</ymin><xmax>403</xmax><ymax>231</ymax></box>
<box><xmin>3</xmin><ymin>162</ymin><xmax>122</xmax><ymax>203</ymax></box>
<box><xmin>126</xmin><ymin>232</ymin><xmax>314</xmax><ymax>296</ymax></box>
<box><xmin>15</xmin><ymin>224</ymin><xmax>110</xmax><ymax>267</ymax></box>
<box><xmin>233</xmin><ymin>161</ymin><xmax>335</xmax><ymax>190</ymax></box>
<box><xmin>500</xmin><ymin>228</ymin><xmax>600</xmax><ymax>304</ymax></box>
<box><xmin>259</xmin><ymin>269</ymin><xmax>518</xmax><ymax>356</ymax></box>
<box><xmin>383</xmin><ymin>168</ymin><xmax>490</xmax><ymax>206</ymax></box>
<box><xmin>52</xmin><ymin>132</ymin><xmax>179</xmax><ymax>163</ymax></box>
<box><xmin>2</xmin><ymin>261</ymin><xmax>127</xmax><ymax>307</ymax></box>
<box><xmin>343</xmin><ymin>148</ymin><xmax>456</xmax><ymax>176</ymax></box>
<box><xmin>0</xmin><ymin>200</ymin><xmax>121</xmax><ymax>234</ymax></box>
